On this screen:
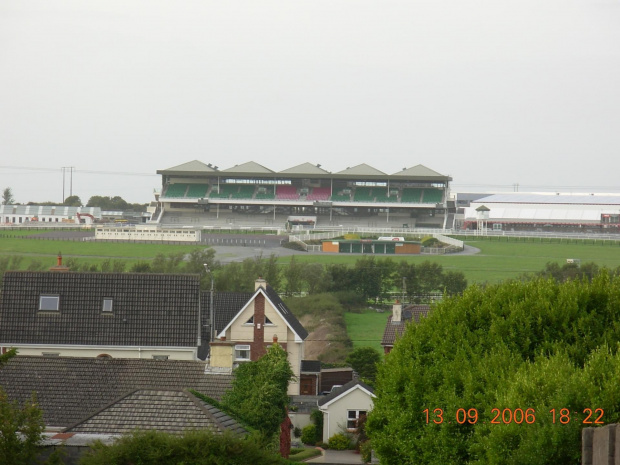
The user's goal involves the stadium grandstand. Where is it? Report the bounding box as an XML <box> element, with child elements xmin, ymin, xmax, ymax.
<box><xmin>461</xmin><ymin>193</ymin><xmax>620</xmax><ymax>232</ymax></box>
<box><xmin>152</xmin><ymin>161</ymin><xmax>452</xmax><ymax>229</ymax></box>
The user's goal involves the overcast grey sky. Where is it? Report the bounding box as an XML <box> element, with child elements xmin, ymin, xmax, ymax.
<box><xmin>1</xmin><ymin>0</ymin><xmax>619</xmax><ymax>204</ymax></box>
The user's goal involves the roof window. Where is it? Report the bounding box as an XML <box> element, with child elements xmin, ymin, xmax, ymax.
<box><xmin>39</xmin><ymin>295</ymin><xmax>59</xmax><ymax>311</ymax></box>
<box><xmin>102</xmin><ymin>298</ymin><xmax>113</xmax><ymax>313</ymax></box>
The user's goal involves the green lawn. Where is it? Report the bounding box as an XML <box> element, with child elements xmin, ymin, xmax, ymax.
<box><xmin>280</xmin><ymin>237</ymin><xmax>620</xmax><ymax>284</ymax></box>
<box><xmin>344</xmin><ymin>309</ymin><xmax>390</xmax><ymax>354</ymax></box>
<box><xmin>0</xmin><ymin>233</ymin><xmax>207</xmax><ymax>270</ymax></box>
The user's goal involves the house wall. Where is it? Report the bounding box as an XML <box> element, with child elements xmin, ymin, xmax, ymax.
<box><xmin>4</xmin><ymin>345</ymin><xmax>197</xmax><ymax>360</ymax></box>
<box><xmin>320</xmin><ymin>388</ymin><xmax>375</xmax><ymax>442</ymax></box>
<box><xmin>224</xmin><ymin>294</ymin><xmax>304</xmax><ymax>395</ymax></box>
<box><xmin>210</xmin><ymin>343</ymin><xmax>233</xmax><ymax>368</ymax></box>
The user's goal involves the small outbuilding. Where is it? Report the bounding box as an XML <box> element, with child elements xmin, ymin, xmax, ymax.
<box><xmin>317</xmin><ymin>379</ymin><xmax>375</xmax><ymax>443</ymax></box>
<box><xmin>322</xmin><ymin>238</ymin><xmax>421</xmax><ymax>255</ymax></box>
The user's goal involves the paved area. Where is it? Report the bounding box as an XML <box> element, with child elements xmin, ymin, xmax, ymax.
<box><xmin>305</xmin><ymin>449</ymin><xmax>365</xmax><ymax>464</ymax></box>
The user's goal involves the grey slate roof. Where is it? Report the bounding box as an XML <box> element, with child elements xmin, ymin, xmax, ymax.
<box><xmin>0</xmin><ymin>356</ymin><xmax>233</xmax><ymax>429</ymax></box>
<box><xmin>201</xmin><ymin>291</ymin><xmax>254</xmax><ymax>339</ymax></box>
<box><xmin>264</xmin><ymin>285</ymin><xmax>309</xmax><ymax>341</ymax></box>
<box><xmin>381</xmin><ymin>305</ymin><xmax>431</xmax><ymax>347</ymax></box>
<box><xmin>301</xmin><ymin>360</ymin><xmax>321</xmax><ymax>373</ymax></box>
<box><xmin>472</xmin><ymin>193</ymin><xmax>620</xmax><ymax>206</ymax></box>
<box><xmin>66</xmin><ymin>389</ymin><xmax>246</xmax><ymax>435</ymax></box>
<box><xmin>0</xmin><ymin>272</ymin><xmax>200</xmax><ymax>347</ymax></box>
<box><xmin>317</xmin><ymin>379</ymin><xmax>375</xmax><ymax>407</ymax></box>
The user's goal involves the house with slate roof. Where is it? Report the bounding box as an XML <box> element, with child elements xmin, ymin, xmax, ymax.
<box><xmin>0</xmin><ymin>269</ymin><xmax>204</xmax><ymax>360</ymax></box>
<box><xmin>208</xmin><ymin>278</ymin><xmax>309</xmax><ymax>395</ymax></box>
<box><xmin>0</xmin><ymin>263</ymin><xmax>313</xmax><ymax>395</ymax></box>
<box><xmin>381</xmin><ymin>301</ymin><xmax>431</xmax><ymax>354</ymax></box>
<box><xmin>317</xmin><ymin>380</ymin><xmax>375</xmax><ymax>443</ymax></box>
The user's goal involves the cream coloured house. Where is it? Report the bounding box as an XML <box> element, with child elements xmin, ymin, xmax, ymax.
<box><xmin>208</xmin><ymin>278</ymin><xmax>308</xmax><ymax>395</ymax></box>
<box><xmin>317</xmin><ymin>380</ymin><xmax>376</xmax><ymax>442</ymax></box>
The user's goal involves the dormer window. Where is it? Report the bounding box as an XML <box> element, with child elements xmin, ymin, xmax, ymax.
<box><xmin>102</xmin><ymin>298</ymin><xmax>113</xmax><ymax>313</ymax></box>
<box><xmin>39</xmin><ymin>295</ymin><xmax>59</xmax><ymax>311</ymax></box>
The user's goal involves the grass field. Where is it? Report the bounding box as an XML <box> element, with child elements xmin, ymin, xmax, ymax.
<box><xmin>279</xmin><ymin>237</ymin><xmax>620</xmax><ymax>284</ymax></box>
<box><xmin>344</xmin><ymin>309</ymin><xmax>390</xmax><ymax>354</ymax></box>
<box><xmin>0</xmin><ymin>233</ymin><xmax>207</xmax><ymax>270</ymax></box>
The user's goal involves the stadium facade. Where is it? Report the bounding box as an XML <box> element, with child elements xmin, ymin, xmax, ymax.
<box><xmin>153</xmin><ymin>161</ymin><xmax>453</xmax><ymax>229</ymax></box>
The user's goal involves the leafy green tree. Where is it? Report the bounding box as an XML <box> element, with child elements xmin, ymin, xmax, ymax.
<box><xmin>303</xmin><ymin>262</ymin><xmax>324</xmax><ymax>295</ymax></box>
<box><xmin>442</xmin><ymin>270</ymin><xmax>467</xmax><ymax>296</ymax></box>
<box><xmin>63</xmin><ymin>195</ymin><xmax>82</xmax><ymax>206</ymax></box>
<box><xmin>221</xmin><ymin>344</ymin><xmax>294</xmax><ymax>441</ymax></box>
<box><xmin>79</xmin><ymin>429</ymin><xmax>287</xmax><ymax>465</ymax></box>
<box><xmin>0</xmin><ymin>349</ymin><xmax>46</xmax><ymax>465</ymax></box>
<box><xmin>353</xmin><ymin>256</ymin><xmax>382</xmax><ymax>300</ymax></box>
<box><xmin>284</xmin><ymin>255</ymin><xmax>304</xmax><ymax>296</ymax></box>
<box><xmin>416</xmin><ymin>261</ymin><xmax>444</xmax><ymax>298</ymax></box>
<box><xmin>324</xmin><ymin>263</ymin><xmax>356</xmax><ymax>293</ymax></box>
<box><xmin>346</xmin><ymin>346</ymin><xmax>382</xmax><ymax>385</ymax></box>
<box><xmin>2</xmin><ymin>187</ymin><xmax>15</xmax><ymax>205</ymax></box>
<box><xmin>368</xmin><ymin>272</ymin><xmax>620</xmax><ymax>465</ymax></box>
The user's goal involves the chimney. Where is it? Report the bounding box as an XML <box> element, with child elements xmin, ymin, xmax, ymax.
<box><xmin>255</xmin><ymin>277</ymin><xmax>267</xmax><ymax>291</ymax></box>
<box><xmin>392</xmin><ymin>300</ymin><xmax>402</xmax><ymax>324</ymax></box>
<box><xmin>49</xmin><ymin>252</ymin><xmax>70</xmax><ymax>272</ymax></box>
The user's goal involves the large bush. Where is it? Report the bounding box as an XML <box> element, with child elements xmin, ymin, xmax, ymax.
<box><xmin>79</xmin><ymin>429</ymin><xmax>287</xmax><ymax>465</ymax></box>
<box><xmin>368</xmin><ymin>272</ymin><xmax>620</xmax><ymax>465</ymax></box>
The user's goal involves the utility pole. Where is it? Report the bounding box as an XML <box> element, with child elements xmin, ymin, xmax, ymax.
<box><xmin>61</xmin><ymin>166</ymin><xmax>75</xmax><ymax>202</ymax></box>
<box><xmin>204</xmin><ymin>264</ymin><xmax>215</xmax><ymax>343</ymax></box>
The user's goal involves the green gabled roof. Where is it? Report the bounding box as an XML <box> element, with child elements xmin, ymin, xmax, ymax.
<box><xmin>157</xmin><ymin>160</ymin><xmax>217</xmax><ymax>175</ymax></box>
<box><xmin>391</xmin><ymin>164</ymin><xmax>447</xmax><ymax>178</ymax></box>
<box><xmin>279</xmin><ymin>162</ymin><xmax>330</xmax><ymax>175</ymax></box>
<box><xmin>335</xmin><ymin>164</ymin><xmax>386</xmax><ymax>176</ymax></box>
<box><xmin>222</xmin><ymin>161</ymin><xmax>274</xmax><ymax>175</ymax></box>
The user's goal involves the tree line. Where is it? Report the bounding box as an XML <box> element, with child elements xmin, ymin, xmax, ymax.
<box><xmin>1</xmin><ymin>187</ymin><xmax>147</xmax><ymax>212</ymax></box>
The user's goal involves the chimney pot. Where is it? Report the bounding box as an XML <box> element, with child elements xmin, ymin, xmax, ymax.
<box><xmin>255</xmin><ymin>277</ymin><xmax>267</xmax><ymax>291</ymax></box>
<box><xmin>273</xmin><ymin>334</ymin><xmax>278</xmax><ymax>344</ymax></box>
<box><xmin>220</xmin><ymin>336</ymin><xmax>226</xmax><ymax>341</ymax></box>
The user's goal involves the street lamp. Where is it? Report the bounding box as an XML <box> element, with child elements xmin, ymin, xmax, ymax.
<box><xmin>204</xmin><ymin>264</ymin><xmax>214</xmax><ymax>343</ymax></box>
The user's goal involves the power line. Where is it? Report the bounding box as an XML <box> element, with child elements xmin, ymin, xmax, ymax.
<box><xmin>0</xmin><ymin>165</ymin><xmax>157</xmax><ymax>177</ymax></box>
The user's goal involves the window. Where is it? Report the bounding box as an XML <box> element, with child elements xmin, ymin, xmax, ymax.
<box><xmin>245</xmin><ymin>316</ymin><xmax>254</xmax><ymax>325</ymax></box>
<box><xmin>235</xmin><ymin>344</ymin><xmax>250</xmax><ymax>361</ymax></box>
<box><xmin>265</xmin><ymin>316</ymin><xmax>274</xmax><ymax>325</ymax></box>
<box><xmin>347</xmin><ymin>410</ymin><xmax>367</xmax><ymax>430</ymax></box>
<box><xmin>39</xmin><ymin>295</ymin><xmax>59</xmax><ymax>311</ymax></box>
<box><xmin>102</xmin><ymin>298</ymin><xmax>113</xmax><ymax>313</ymax></box>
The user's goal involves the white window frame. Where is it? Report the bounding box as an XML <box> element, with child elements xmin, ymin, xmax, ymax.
<box><xmin>235</xmin><ymin>344</ymin><xmax>251</xmax><ymax>361</ymax></box>
<box><xmin>39</xmin><ymin>295</ymin><xmax>60</xmax><ymax>311</ymax></box>
<box><xmin>102</xmin><ymin>298</ymin><xmax>113</xmax><ymax>313</ymax></box>
<box><xmin>347</xmin><ymin>410</ymin><xmax>367</xmax><ymax>430</ymax></box>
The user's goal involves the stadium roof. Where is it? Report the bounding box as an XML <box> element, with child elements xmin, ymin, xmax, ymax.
<box><xmin>279</xmin><ymin>162</ymin><xmax>330</xmax><ymax>176</ymax></box>
<box><xmin>157</xmin><ymin>160</ymin><xmax>218</xmax><ymax>175</ymax></box>
<box><xmin>336</xmin><ymin>163</ymin><xmax>387</xmax><ymax>176</ymax></box>
<box><xmin>222</xmin><ymin>161</ymin><xmax>274</xmax><ymax>175</ymax></box>
<box><xmin>157</xmin><ymin>160</ymin><xmax>452</xmax><ymax>182</ymax></box>
<box><xmin>392</xmin><ymin>164</ymin><xmax>448</xmax><ymax>179</ymax></box>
